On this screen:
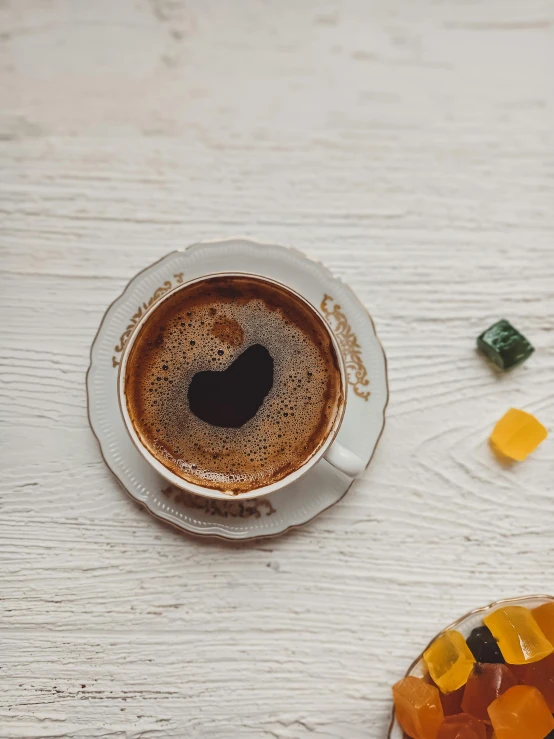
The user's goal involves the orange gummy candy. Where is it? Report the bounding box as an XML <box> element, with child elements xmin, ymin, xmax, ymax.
<box><xmin>510</xmin><ymin>651</ymin><xmax>554</xmax><ymax>711</ymax></box>
<box><xmin>393</xmin><ymin>676</ymin><xmax>444</xmax><ymax>739</ymax></box>
<box><xmin>532</xmin><ymin>602</ymin><xmax>554</xmax><ymax>644</ymax></box>
<box><xmin>490</xmin><ymin>408</ymin><xmax>547</xmax><ymax>461</ymax></box>
<box><xmin>437</xmin><ymin>713</ymin><xmax>487</xmax><ymax>739</ymax></box>
<box><xmin>483</xmin><ymin>606</ymin><xmax>553</xmax><ymax>664</ymax></box>
<box><xmin>461</xmin><ymin>663</ymin><xmax>517</xmax><ymax>722</ymax></box>
<box><xmin>488</xmin><ymin>685</ymin><xmax>554</xmax><ymax>739</ymax></box>
<box><xmin>424</xmin><ymin>631</ymin><xmax>476</xmax><ymax>693</ymax></box>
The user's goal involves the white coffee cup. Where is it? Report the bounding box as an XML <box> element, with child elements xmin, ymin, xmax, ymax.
<box><xmin>118</xmin><ymin>273</ymin><xmax>365</xmax><ymax>500</ymax></box>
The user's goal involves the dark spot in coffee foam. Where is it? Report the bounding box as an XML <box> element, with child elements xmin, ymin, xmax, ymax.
<box><xmin>189</xmin><ymin>344</ymin><xmax>274</xmax><ymax>428</ymax></box>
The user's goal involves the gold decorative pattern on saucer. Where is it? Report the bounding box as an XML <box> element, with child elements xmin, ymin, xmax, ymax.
<box><xmin>161</xmin><ymin>486</ymin><xmax>277</xmax><ymax>519</ymax></box>
<box><xmin>112</xmin><ymin>273</ymin><xmax>184</xmax><ymax>367</ymax></box>
<box><xmin>321</xmin><ymin>294</ymin><xmax>370</xmax><ymax>400</ymax></box>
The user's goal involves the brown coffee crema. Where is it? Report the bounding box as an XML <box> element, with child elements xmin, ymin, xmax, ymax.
<box><xmin>124</xmin><ymin>276</ymin><xmax>343</xmax><ymax>494</ymax></box>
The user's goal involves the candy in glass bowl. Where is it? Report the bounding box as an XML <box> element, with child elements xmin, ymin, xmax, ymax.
<box><xmin>388</xmin><ymin>595</ymin><xmax>554</xmax><ymax>739</ymax></box>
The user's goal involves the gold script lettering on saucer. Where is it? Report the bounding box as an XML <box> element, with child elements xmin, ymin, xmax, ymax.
<box><xmin>112</xmin><ymin>273</ymin><xmax>184</xmax><ymax>367</ymax></box>
<box><xmin>161</xmin><ymin>486</ymin><xmax>277</xmax><ymax>518</ymax></box>
<box><xmin>321</xmin><ymin>294</ymin><xmax>370</xmax><ymax>401</ymax></box>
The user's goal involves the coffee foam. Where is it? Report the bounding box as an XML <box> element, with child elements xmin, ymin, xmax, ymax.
<box><xmin>124</xmin><ymin>276</ymin><xmax>343</xmax><ymax>494</ymax></box>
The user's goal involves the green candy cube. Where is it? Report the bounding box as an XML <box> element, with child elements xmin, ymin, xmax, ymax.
<box><xmin>477</xmin><ymin>319</ymin><xmax>534</xmax><ymax>370</ymax></box>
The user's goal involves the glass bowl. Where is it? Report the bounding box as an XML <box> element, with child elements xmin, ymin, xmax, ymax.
<box><xmin>387</xmin><ymin>594</ymin><xmax>554</xmax><ymax>739</ymax></box>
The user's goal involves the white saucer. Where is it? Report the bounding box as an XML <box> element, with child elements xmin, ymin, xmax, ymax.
<box><xmin>87</xmin><ymin>239</ymin><xmax>388</xmax><ymax>540</ymax></box>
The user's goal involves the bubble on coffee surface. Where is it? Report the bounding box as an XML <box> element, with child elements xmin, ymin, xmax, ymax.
<box><xmin>125</xmin><ymin>276</ymin><xmax>343</xmax><ymax>494</ymax></box>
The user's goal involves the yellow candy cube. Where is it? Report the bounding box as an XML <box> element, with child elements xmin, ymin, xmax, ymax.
<box><xmin>484</xmin><ymin>606</ymin><xmax>553</xmax><ymax>665</ymax></box>
<box><xmin>532</xmin><ymin>603</ymin><xmax>554</xmax><ymax>645</ymax></box>
<box><xmin>423</xmin><ymin>630</ymin><xmax>475</xmax><ymax>693</ymax></box>
<box><xmin>490</xmin><ymin>408</ymin><xmax>547</xmax><ymax>461</ymax></box>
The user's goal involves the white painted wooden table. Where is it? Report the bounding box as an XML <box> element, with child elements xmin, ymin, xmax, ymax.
<box><xmin>1</xmin><ymin>1</ymin><xmax>553</xmax><ymax>737</ymax></box>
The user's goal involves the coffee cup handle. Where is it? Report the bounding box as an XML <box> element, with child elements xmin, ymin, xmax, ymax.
<box><xmin>324</xmin><ymin>441</ymin><xmax>365</xmax><ymax>478</ymax></box>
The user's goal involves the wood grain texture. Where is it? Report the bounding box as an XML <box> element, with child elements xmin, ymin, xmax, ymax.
<box><xmin>1</xmin><ymin>0</ymin><xmax>553</xmax><ymax>736</ymax></box>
